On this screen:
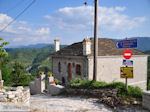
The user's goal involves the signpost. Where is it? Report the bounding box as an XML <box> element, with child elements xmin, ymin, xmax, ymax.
<box><xmin>117</xmin><ymin>38</ymin><xmax>137</xmax><ymax>92</ymax></box>
<box><xmin>116</xmin><ymin>39</ymin><xmax>137</xmax><ymax>49</ymax></box>
<box><xmin>120</xmin><ymin>67</ymin><xmax>133</xmax><ymax>78</ymax></box>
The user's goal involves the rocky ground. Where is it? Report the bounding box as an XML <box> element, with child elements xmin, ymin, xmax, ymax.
<box><xmin>0</xmin><ymin>94</ymin><xmax>149</xmax><ymax>112</ymax></box>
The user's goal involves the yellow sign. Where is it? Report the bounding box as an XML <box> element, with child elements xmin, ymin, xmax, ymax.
<box><xmin>120</xmin><ymin>67</ymin><xmax>133</xmax><ymax>78</ymax></box>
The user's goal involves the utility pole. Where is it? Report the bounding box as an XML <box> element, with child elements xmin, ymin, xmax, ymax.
<box><xmin>93</xmin><ymin>0</ymin><xmax>99</xmax><ymax>81</ymax></box>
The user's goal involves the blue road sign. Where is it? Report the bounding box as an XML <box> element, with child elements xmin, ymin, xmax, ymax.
<box><xmin>116</xmin><ymin>39</ymin><xmax>137</xmax><ymax>49</ymax></box>
<box><xmin>123</xmin><ymin>59</ymin><xmax>133</xmax><ymax>66</ymax></box>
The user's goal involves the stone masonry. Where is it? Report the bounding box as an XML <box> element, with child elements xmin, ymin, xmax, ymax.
<box><xmin>142</xmin><ymin>91</ymin><xmax>150</xmax><ymax>110</ymax></box>
<box><xmin>29</xmin><ymin>73</ymin><xmax>45</xmax><ymax>95</ymax></box>
<box><xmin>0</xmin><ymin>86</ymin><xmax>30</xmax><ymax>103</ymax></box>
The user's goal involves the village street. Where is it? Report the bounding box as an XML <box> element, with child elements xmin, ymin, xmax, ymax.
<box><xmin>0</xmin><ymin>94</ymin><xmax>112</xmax><ymax>112</ymax></box>
<box><xmin>0</xmin><ymin>94</ymin><xmax>149</xmax><ymax>112</ymax></box>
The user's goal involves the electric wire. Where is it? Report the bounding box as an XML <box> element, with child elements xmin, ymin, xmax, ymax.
<box><xmin>0</xmin><ymin>0</ymin><xmax>36</xmax><ymax>33</ymax></box>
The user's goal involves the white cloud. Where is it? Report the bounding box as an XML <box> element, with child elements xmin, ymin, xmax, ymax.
<box><xmin>0</xmin><ymin>13</ymin><xmax>51</xmax><ymax>46</ymax></box>
<box><xmin>36</xmin><ymin>27</ymin><xmax>50</xmax><ymax>35</ymax></box>
<box><xmin>0</xmin><ymin>13</ymin><xmax>16</xmax><ymax>33</ymax></box>
<box><xmin>45</xmin><ymin>6</ymin><xmax>146</xmax><ymax>31</ymax></box>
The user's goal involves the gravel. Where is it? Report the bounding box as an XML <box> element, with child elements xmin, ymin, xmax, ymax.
<box><xmin>0</xmin><ymin>94</ymin><xmax>149</xmax><ymax>112</ymax></box>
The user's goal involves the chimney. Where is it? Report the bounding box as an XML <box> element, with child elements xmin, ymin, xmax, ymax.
<box><xmin>54</xmin><ymin>39</ymin><xmax>60</xmax><ymax>52</ymax></box>
<box><xmin>83</xmin><ymin>37</ymin><xmax>91</xmax><ymax>55</ymax></box>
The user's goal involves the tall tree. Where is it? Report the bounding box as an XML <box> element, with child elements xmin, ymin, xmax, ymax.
<box><xmin>0</xmin><ymin>37</ymin><xmax>9</xmax><ymax>80</ymax></box>
<box><xmin>11</xmin><ymin>62</ymin><xmax>31</xmax><ymax>86</ymax></box>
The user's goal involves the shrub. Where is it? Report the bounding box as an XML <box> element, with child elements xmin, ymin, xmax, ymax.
<box><xmin>55</xmin><ymin>79</ymin><xmax>61</xmax><ymax>85</ymax></box>
<box><xmin>127</xmin><ymin>86</ymin><xmax>142</xmax><ymax>98</ymax></box>
<box><xmin>69</xmin><ymin>79</ymin><xmax>143</xmax><ymax>98</ymax></box>
<box><xmin>47</xmin><ymin>71</ymin><xmax>53</xmax><ymax>77</ymax></box>
<box><xmin>91</xmin><ymin>81</ymin><xmax>107</xmax><ymax>89</ymax></box>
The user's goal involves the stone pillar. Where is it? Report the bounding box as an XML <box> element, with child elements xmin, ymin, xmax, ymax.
<box><xmin>29</xmin><ymin>73</ymin><xmax>46</xmax><ymax>95</ymax></box>
<box><xmin>0</xmin><ymin>69</ymin><xmax>2</xmax><ymax>81</ymax></box>
<box><xmin>0</xmin><ymin>70</ymin><xmax>4</xmax><ymax>90</ymax></box>
<box><xmin>143</xmin><ymin>91</ymin><xmax>150</xmax><ymax>110</ymax></box>
<box><xmin>48</xmin><ymin>76</ymin><xmax>55</xmax><ymax>85</ymax></box>
<box><xmin>0</xmin><ymin>80</ymin><xmax>4</xmax><ymax>90</ymax></box>
<box><xmin>39</xmin><ymin>74</ymin><xmax>45</xmax><ymax>93</ymax></box>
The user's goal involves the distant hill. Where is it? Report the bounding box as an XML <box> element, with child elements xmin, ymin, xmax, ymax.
<box><xmin>6</xmin><ymin>44</ymin><xmax>67</xmax><ymax>75</ymax></box>
<box><xmin>135</xmin><ymin>37</ymin><xmax>150</xmax><ymax>52</ymax></box>
<box><xmin>8</xmin><ymin>43</ymin><xmax>51</xmax><ymax>49</ymax></box>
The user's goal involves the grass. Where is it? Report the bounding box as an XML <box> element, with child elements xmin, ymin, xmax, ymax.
<box><xmin>69</xmin><ymin>79</ymin><xmax>142</xmax><ymax>98</ymax></box>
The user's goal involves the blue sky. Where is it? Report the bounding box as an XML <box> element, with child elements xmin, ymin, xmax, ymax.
<box><xmin>0</xmin><ymin>0</ymin><xmax>150</xmax><ymax>47</ymax></box>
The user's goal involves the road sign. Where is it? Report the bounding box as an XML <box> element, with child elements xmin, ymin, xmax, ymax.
<box><xmin>123</xmin><ymin>49</ymin><xmax>132</xmax><ymax>59</ymax></box>
<box><xmin>120</xmin><ymin>67</ymin><xmax>133</xmax><ymax>78</ymax></box>
<box><xmin>116</xmin><ymin>39</ymin><xmax>137</xmax><ymax>49</ymax></box>
<box><xmin>123</xmin><ymin>59</ymin><xmax>133</xmax><ymax>66</ymax></box>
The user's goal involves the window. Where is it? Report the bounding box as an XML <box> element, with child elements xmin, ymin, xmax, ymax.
<box><xmin>58</xmin><ymin>62</ymin><xmax>61</xmax><ymax>73</ymax></box>
<box><xmin>76</xmin><ymin>64</ymin><xmax>81</xmax><ymax>75</ymax></box>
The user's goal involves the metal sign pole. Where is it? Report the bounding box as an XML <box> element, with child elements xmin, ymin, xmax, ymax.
<box><xmin>125</xmin><ymin>66</ymin><xmax>128</xmax><ymax>92</ymax></box>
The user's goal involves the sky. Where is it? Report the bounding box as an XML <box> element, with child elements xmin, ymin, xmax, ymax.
<box><xmin>0</xmin><ymin>0</ymin><xmax>150</xmax><ymax>47</ymax></box>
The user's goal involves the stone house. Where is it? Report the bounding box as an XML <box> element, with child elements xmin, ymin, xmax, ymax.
<box><xmin>51</xmin><ymin>38</ymin><xmax>148</xmax><ymax>90</ymax></box>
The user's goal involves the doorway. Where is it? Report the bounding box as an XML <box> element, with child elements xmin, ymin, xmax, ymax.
<box><xmin>67</xmin><ymin>63</ymin><xmax>72</xmax><ymax>80</ymax></box>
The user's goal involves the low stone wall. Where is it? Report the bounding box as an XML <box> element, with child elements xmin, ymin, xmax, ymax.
<box><xmin>0</xmin><ymin>86</ymin><xmax>30</xmax><ymax>103</ymax></box>
<box><xmin>47</xmin><ymin>84</ymin><xmax>65</xmax><ymax>95</ymax></box>
<box><xmin>142</xmin><ymin>91</ymin><xmax>150</xmax><ymax>110</ymax></box>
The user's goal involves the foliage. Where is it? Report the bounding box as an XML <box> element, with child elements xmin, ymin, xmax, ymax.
<box><xmin>70</xmin><ymin>79</ymin><xmax>107</xmax><ymax>89</ymax></box>
<box><xmin>47</xmin><ymin>71</ymin><xmax>53</xmax><ymax>77</ymax></box>
<box><xmin>69</xmin><ymin>79</ymin><xmax>142</xmax><ymax>98</ymax></box>
<box><xmin>0</xmin><ymin>38</ymin><xmax>9</xmax><ymax>57</ymax></box>
<box><xmin>10</xmin><ymin>62</ymin><xmax>33</xmax><ymax>86</ymax></box>
<box><xmin>127</xmin><ymin>86</ymin><xmax>142</xmax><ymax>98</ymax></box>
<box><xmin>54</xmin><ymin>79</ymin><xmax>61</xmax><ymax>85</ymax></box>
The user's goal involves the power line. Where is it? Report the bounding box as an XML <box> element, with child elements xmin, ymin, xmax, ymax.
<box><xmin>0</xmin><ymin>0</ymin><xmax>36</xmax><ymax>33</ymax></box>
<box><xmin>5</xmin><ymin>0</ymin><xmax>26</xmax><ymax>14</ymax></box>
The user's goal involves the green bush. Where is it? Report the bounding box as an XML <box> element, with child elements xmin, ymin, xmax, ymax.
<box><xmin>90</xmin><ymin>81</ymin><xmax>107</xmax><ymax>89</ymax></box>
<box><xmin>69</xmin><ymin>79</ymin><xmax>142</xmax><ymax>98</ymax></box>
<box><xmin>128</xmin><ymin>86</ymin><xmax>142</xmax><ymax>98</ymax></box>
<box><xmin>55</xmin><ymin>79</ymin><xmax>61</xmax><ymax>85</ymax></box>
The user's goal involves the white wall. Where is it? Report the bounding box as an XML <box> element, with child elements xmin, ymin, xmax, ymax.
<box><xmin>88</xmin><ymin>55</ymin><xmax>148</xmax><ymax>90</ymax></box>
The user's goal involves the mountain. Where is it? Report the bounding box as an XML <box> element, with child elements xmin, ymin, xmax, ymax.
<box><xmin>8</xmin><ymin>43</ymin><xmax>51</xmax><ymax>49</ymax></box>
<box><xmin>135</xmin><ymin>37</ymin><xmax>150</xmax><ymax>52</ymax></box>
<box><xmin>6</xmin><ymin>44</ymin><xmax>67</xmax><ymax>75</ymax></box>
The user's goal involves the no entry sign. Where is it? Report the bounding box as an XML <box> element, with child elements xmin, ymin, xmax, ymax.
<box><xmin>123</xmin><ymin>49</ymin><xmax>132</xmax><ymax>59</ymax></box>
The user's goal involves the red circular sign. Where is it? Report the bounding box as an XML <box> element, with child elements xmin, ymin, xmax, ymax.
<box><xmin>123</xmin><ymin>49</ymin><xmax>132</xmax><ymax>59</ymax></box>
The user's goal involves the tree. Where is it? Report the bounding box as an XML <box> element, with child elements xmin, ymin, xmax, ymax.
<box><xmin>11</xmin><ymin>62</ymin><xmax>31</xmax><ymax>86</ymax></box>
<box><xmin>0</xmin><ymin>37</ymin><xmax>9</xmax><ymax>80</ymax></box>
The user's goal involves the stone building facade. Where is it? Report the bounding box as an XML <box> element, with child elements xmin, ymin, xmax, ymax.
<box><xmin>51</xmin><ymin>38</ymin><xmax>148</xmax><ymax>90</ymax></box>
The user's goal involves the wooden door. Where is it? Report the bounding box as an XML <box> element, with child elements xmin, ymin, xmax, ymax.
<box><xmin>68</xmin><ymin>63</ymin><xmax>72</xmax><ymax>80</ymax></box>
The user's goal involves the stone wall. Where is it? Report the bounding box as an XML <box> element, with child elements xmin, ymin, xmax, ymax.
<box><xmin>88</xmin><ymin>55</ymin><xmax>148</xmax><ymax>90</ymax></box>
<box><xmin>0</xmin><ymin>86</ymin><xmax>30</xmax><ymax>103</ymax></box>
<box><xmin>143</xmin><ymin>91</ymin><xmax>150</xmax><ymax>110</ymax></box>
